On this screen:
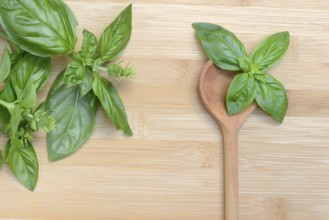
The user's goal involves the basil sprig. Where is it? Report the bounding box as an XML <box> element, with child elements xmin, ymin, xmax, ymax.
<box><xmin>193</xmin><ymin>22</ymin><xmax>289</xmax><ymax>122</ymax></box>
<box><xmin>45</xmin><ymin>4</ymin><xmax>134</xmax><ymax>161</ymax></box>
<box><xmin>0</xmin><ymin>47</ymin><xmax>54</xmax><ymax>191</ymax></box>
<box><xmin>0</xmin><ymin>2</ymin><xmax>135</xmax><ymax>189</ymax></box>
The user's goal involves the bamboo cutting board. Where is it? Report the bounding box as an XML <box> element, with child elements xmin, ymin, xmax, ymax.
<box><xmin>1</xmin><ymin>0</ymin><xmax>329</xmax><ymax>219</ymax></box>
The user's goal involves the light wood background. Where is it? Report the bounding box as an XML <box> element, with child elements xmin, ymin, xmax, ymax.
<box><xmin>1</xmin><ymin>0</ymin><xmax>329</xmax><ymax>219</ymax></box>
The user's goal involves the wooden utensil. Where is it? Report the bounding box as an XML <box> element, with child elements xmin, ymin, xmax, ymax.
<box><xmin>199</xmin><ymin>61</ymin><xmax>256</xmax><ymax>220</ymax></box>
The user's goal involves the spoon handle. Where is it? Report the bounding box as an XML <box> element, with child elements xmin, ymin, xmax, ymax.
<box><xmin>222</xmin><ymin>127</ymin><xmax>239</xmax><ymax>220</ymax></box>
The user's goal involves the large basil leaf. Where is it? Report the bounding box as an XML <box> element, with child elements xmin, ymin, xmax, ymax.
<box><xmin>92</xmin><ymin>76</ymin><xmax>132</xmax><ymax>136</ymax></box>
<box><xmin>99</xmin><ymin>4</ymin><xmax>132</xmax><ymax>62</ymax></box>
<box><xmin>0</xmin><ymin>47</ymin><xmax>11</xmax><ymax>82</ymax></box>
<box><xmin>6</xmin><ymin>139</ymin><xmax>39</xmax><ymax>191</ymax></box>
<box><xmin>226</xmin><ymin>73</ymin><xmax>255</xmax><ymax>115</ymax></box>
<box><xmin>46</xmin><ymin>71</ymin><xmax>98</xmax><ymax>161</ymax></box>
<box><xmin>0</xmin><ymin>0</ymin><xmax>78</xmax><ymax>57</ymax></box>
<box><xmin>251</xmin><ymin>32</ymin><xmax>290</xmax><ymax>71</ymax></box>
<box><xmin>193</xmin><ymin>22</ymin><xmax>247</xmax><ymax>71</ymax></box>
<box><xmin>254</xmin><ymin>74</ymin><xmax>288</xmax><ymax>122</ymax></box>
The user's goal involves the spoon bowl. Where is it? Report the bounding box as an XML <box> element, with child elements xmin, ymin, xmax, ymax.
<box><xmin>199</xmin><ymin>60</ymin><xmax>256</xmax><ymax>220</ymax></box>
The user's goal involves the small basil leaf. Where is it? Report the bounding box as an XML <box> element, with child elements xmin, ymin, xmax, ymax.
<box><xmin>0</xmin><ymin>80</ymin><xmax>17</xmax><ymax>124</ymax></box>
<box><xmin>1</xmin><ymin>80</ymin><xmax>16</xmax><ymax>103</ymax></box>
<box><xmin>99</xmin><ymin>4</ymin><xmax>132</xmax><ymax>62</ymax></box>
<box><xmin>20</xmin><ymin>82</ymin><xmax>37</xmax><ymax>109</ymax></box>
<box><xmin>251</xmin><ymin>32</ymin><xmax>290</xmax><ymax>71</ymax></box>
<box><xmin>10</xmin><ymin>105</ymin><xmax>21</xmax><ymax>136</ymax></box>
<box><xmin>192</xmin><ymin>22</ymin><xmax>247</xmax><ymax>71</ymax></box>
<box><xmin>237</xmin><ymin>56</ymin><xmax>251</xmax><ymax>72</ymax></box>
<box><xmin>81</xmin><ymin>29</ymin><xmax>98</xmax><ymax>58</ymax></box>
<box><xmin>32</xmin><ymin>107</ymin><xmax>56</xmax><ymax>133</ymax></box>
<box><xmin>46</xmin><ymin>71</ymin><xmax>98</xmax><ymax>161</ymax></box>
<box><xmin>92</xmin><ymin>76</ymin><xmax>132</xmax><ymax>136</ymax></box>
<box><xmin>0</xmin><ymin>0</ymin><xmax>78</xmax><ymax>57</ymax></box>
<box><xmin>226</xmin><ymin>73</ymin><xmax>255</xmax><ymax>115</ymax></box>
<box><xmin>107</xmin><ymin>63</ymin><xmax>136</xmax><ymax>78</ymax></box>
<box><xmin>0</xmin><ymin>47</ymin><xmax>10</xmax><ymax>82</ymax></box>
<box><xmin>64</xmin><ymin>59</ymin><xmax>86</xmax><ymax>87</ymax></box>
<box><xmin>80</xmin><ymin>68</ymin><xmax>94</xmax><ymax>97</ymax></box>
<box><xmin>255</xmin><ymin>74</ymin><xmax>288</xmax><ymax>122</ymax></box>
<box><xmin>6</xmin><ymin>138</ymin><xmax>38</xmax><ymax>191</ymax></box>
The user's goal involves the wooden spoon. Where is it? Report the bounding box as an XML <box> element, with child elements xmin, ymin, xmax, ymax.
<box><xmin>199</xmin><ymin>60</ymin><xmax>256</xmax><ymax>220</ymax></box>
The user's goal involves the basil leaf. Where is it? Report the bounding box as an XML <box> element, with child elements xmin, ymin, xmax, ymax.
<box><xmin>80</xmin><ymin>68</ymin><xmax>94</xmax><ymax>97</ymax></box>
<box><xmin>46</xmin><ymin>71</ymin><xmax>98</xmax><ymax>161</ymax></box>
<box><xmin>0</xmin><ymin>0</ymin><xmax>78</xmax><ymax>57</ymax></box>
<box><xmin>99</xmin><ymin>4</ymin><xmax>132</xmax><ymax>62</ymax></box>
<box><xmin>0</xmin><ymin>80</ymin><xmax>17</xmax><ymax>124</ymax></box>
<box><xmin>10</xmin><ymin>53</ymin><xmax>51</xmax><ymax>95</ymax></box>
<box><xmin>81</xmin><ymin>29</ymin><xmax>98</xmax><ymax>58</ymax></box>
<box><xmin>254</xmin><ymin>74</ymin><xmax>288</xmax><ymax>122</ymax></box>
<box><xmin>226</xmin><ymin>73</ymin><xmax>255</xmax><ymax>115</ymax></box>
<box><xmin>6</xmin><ymin>138</ymin><xmax>38</xmax><ymax>191</ymax></box>
<box><xmin>64</xmin><ymin>59</ymin><xmax>86</xmax><ymax>87</ymax></box>
<box><xmin>251</xmin><ymin>32</ymin><xmax>290</xmax><ymax>72</ymax></box>
<box><xmin>192</xmin><ymin>22</ymin><xmax>247</xmax><ymax>71</ymax></box>
<box><xmin>0</xmin><ymin>47</ymin><xmax>10</xmax><ymax>82</ymax></box>
<box><xmin>92</xmin><ymin>76</ymin><xmax>132</xmax><ymax>136</ymax></box>
<box><xmin>237</xmin><ymin>56</ymin><xmax>251</xmax><ymax>72</ymax></box>
<box><xmin>20</xmin><ymin>82</ymin><xmax>37</xmax><ymax>109</ymax></box>
<box><xmin>1</xmin><ymin>80</ymin><xmax>16</xmax><ymax>103</ymax></box>
<box><xmin>10</xmin><ymin>105</ymin><xmax>21</xmax><ymax>136</ymax></box>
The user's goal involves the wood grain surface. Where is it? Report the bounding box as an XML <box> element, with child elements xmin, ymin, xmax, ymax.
<box><xmin>1</xmin><ymin>0</ymin><xmax>329</xmax><ymax>219</ymax></box>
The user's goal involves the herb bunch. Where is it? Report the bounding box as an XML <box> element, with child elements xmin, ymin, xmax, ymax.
<box><xmin>0</xmin><ymin>0</ymin><xmax>134</xmax><ymax>190</ymax></box>
<box><xmin>193</xmin><ymin>23</ymin><xmax>289</xmax><ymax>122</ymax></box>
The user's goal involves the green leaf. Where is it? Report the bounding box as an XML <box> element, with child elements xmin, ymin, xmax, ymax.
<box><xmin>20</xmin><ymin>82</ymin><xmax>37</xmax><ymax>109</ymax></box>
<box><xmin>6</xmin><ymin>138</ymin><xmax>38</xmax><ymax>191</ymax></box>
<box><xmin>92</xmin><ymin>76</ymin><xmax>132</xmax><ymax>136</ymax></box>
<box><xmin>10</xmin><ymin>105</ymin><xmax>21</xmax><ymax>136</ymax></box>
<box><xmin>251</xmin><ymin>32</ymin><xmax>290</xmax><ymax>71</ymax></box>
<box><xmin>107</xmin><ymin>63</ymin><xmax>136</xmax><ymax>78</ymax></box>
<box><xmin>237</xmin><ymin>56</ymin><xmax>251</xmax><ymax>72</ymax></box>
<box><xmin>0</xmin><ymin>0</ymin><xmax>78</xmax><ymax>57</ymax></box>
<box><xmin>46</xmin><ymin>71</ymin><xmax>98</xmax><ymax>161</ymax></box>
<box><xmin>0</xmin><ymin>80</ymin><xmax>17</xmax><ymax>124</ymax></box>
<box><xmin>254</xmin><ymin>74</ymin><xmax>288</xmax><ymax>122</ymax></box>
<box><xmin>226</xmin><ymin>73</ymin><xmax>255</xmax><ymax>115</ymax></box>
<box><xmin>0</xmin><ymin>47</ymin><xmax>11</xmax><ymax>82</ymax></box>
<box><xmin>99</xmin><ymin>4</ymin><xmax>132</xmax><ymax>62</ymax></box>
<box><xmin>81</xmin><ymin>29</ymin><xmax>98</xmax><ymax>58</ymax></box>
<box><xmin>32</xmin><ymin>106</ymin><xmax>56</xmax><ymax>133</ymax></box>
<box><xmin>80</xmin><ymin>68</ymin><xmax>94</xmax><ymax>97</ymax></box>
<box><xmin>64</xmin><ymin>59</ymin><xmax>86</xmax><ymax>87</ymax></box>
<box><xmin>0</xmin><ymin>80</ymin><xmax>16</xmax><ymax>102</ymax></box>
<box><xmin>192</xmin><ymin>22</ymin><xmax>247</xmax><ymax>71</ymax></box>
<box><xmin>10</xmin><ymin>53</ymin><xmax>51</xmax><ymax>96</ymax></box>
